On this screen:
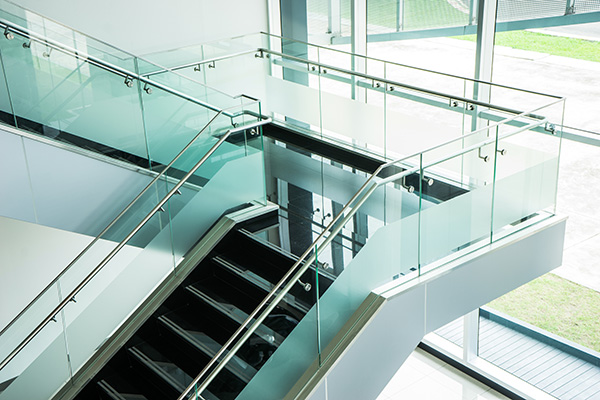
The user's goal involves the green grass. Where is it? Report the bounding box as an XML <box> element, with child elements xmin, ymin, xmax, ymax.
<box><xmin>458</xmin><ymin>31</ymin><xmax>600</xmax><ymax>62</ymax></box>
<box><xmin>488</xmin><ymin>273</ymin><xmax>600</xmax><ymax>352</ymax></box>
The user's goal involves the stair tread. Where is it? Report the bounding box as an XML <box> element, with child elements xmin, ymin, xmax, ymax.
<box><xmin>185</xmin><ymin>283</ymin><xmax>285</xmax><ymax>347</ymax></box>
<box><xmin>212</xmin><ymin>255</ymin><xmax>310</xmax><ymax>316</ymax></box>
<box><xmin>159</xmin><ymin>315</ymin><xmax>257</xmax><ymax>383</ymax></box>
<box><xmin>128</xmin><ymin>344</ymin><xmax>191</xmax><ymax>393</ymax></box>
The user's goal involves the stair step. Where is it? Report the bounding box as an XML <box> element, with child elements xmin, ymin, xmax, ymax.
<box><xmin>97</xmin><ymin>380</ymin><xmax>148</xmax><ymax>400</ymax></box>
<box><xmin>185</xmin><ymin>284</ymin><xmax>285</xmax><ymax>347</ymax></box>
<box><xmin>212</xmin><ymin>255</ymin><xmax>310</xmax><ymax>317</ymax></box>
<box><xmin>127</xmin><ymin>346</ymin><xmax>189</xmax><ymax>395</ymax></box>
<box><xmin>158</xmin><ymin>315</ymin><xmax>257</xmax><ymax>383</ymax></box>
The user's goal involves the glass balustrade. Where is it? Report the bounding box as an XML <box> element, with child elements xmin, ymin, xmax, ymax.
<box><xmin>0</xmin><ymin>103</ymin><xmax>267</xmax><ymax>400</ymax></box>
<box><xmin>0</xmin><ymin>7</ymin><xmax>566</xmax><ymax>399</ymax></box>
<box><xmin>0</xmin><ymin>4</ymin><xmax>268</xmax><ymax>399</ymax></box>
<box><xmin>185</xmin><ymin>86</ymin><xmax>563</xmax><ymax>400</ymax></box>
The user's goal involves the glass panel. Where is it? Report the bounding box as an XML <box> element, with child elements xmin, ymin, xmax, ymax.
<box><xmin>402</xmin><ymin>0</ymin><xmax>472</xmax><ymax>31</ymax></box>
<box><xmin>318</xmin><ymin>49</ymin><xmax>386</xmax><ymax>151</ymax></box>
<box><xmin>0</xmin><ymin>100</ymin><xmax>267</xmax><ymax>398</ymax></box>
<box><xmin>0</xmin><ymin>282</ymin><xmax>62</xmax><ymax>371</ymax></box>
<box><xmin>419</xmin><ymin>145</ymin><xmax>495</xmax><ymax>272</ymax></box>
<box><xmin>367</xmin><ymin>0</ymin><xmax>402</xmax><ymax>34</ymax></box>
<box><xmin>385</xmin><ymin>62</ymin><xmax>469</xmax><ymax>158</ymax></box>
<box><xmin>168</xmin><ymin>131</ymin><xmax>267</xmax><ymax>265</ymax></box>
<box><xmin>139</xmin><ymin>81</ymin><xmax>225</xmax><ymax>170</ymax></box>
<box><xmin>491</xmin><ymin>114</ymin><xmax>561</xmax><ymax>240</ymax></box>
<box><xmin>0</xmin><ymin>49</ymin><xmax>14</xmax><ymax>125</ymax></box>
<box><xmin>0</xmin><ymin>306</ymin><xmax>70</xmax><ymax>400</ymax></box>
<box><xmin>0</xmin><ymin>0</ymin><xmax>137</xmax><ymax>71</ymax></box>
<box><xmin>144</xmin><ymin>68</ymin><xmax>243</xmax><ymax>112</ymax></box>
<box><xmin>1</xmin><ymin>32</ymin><xmax>148</xmax><ymax>162</ymax></box>
<box><xmin>195</xmin><ymin>256</ymin><xmax>319</xmax><ymax>400</ymax></box>
<box><xmin>63</xmin><ymin>207</ymin><xmax>174</xmax><ymax>379</ymax></box>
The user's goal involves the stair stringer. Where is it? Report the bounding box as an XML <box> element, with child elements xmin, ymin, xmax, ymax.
<box><xmin>295</xmin><ymin>216</ymin><xmax>566</xmax><ymax>400</ymax></box>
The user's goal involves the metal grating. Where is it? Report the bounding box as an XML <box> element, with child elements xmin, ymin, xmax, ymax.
<box><xmin>574</xmin><ymin>0</ymin><xmax>600</xmax><ymax>13</ymax></box>
<box><xmin>497</xmin><ymin>0</ymin><xmax>568</xmax><ymax>22</ymax></box>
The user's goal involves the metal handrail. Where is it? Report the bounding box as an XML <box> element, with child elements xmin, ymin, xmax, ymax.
<box><xmin>260</xmin><ymin>31</ymin><xmax>564</xmax><ymax>100</ymax></box>
<box><xmin>0</xmin><ymin>19</ymin><xmax>248</xmax><ymax>119</ymax></box>
<box><xmin>0</xmin><ymin>110</ymin><xmax>220</xmax><ymax>339</ymax></box>
<box><xmin>263</xmin><ymin>48</ymin><xmax>535</xmax><ymax>118</ymax></box>
<box><xmin>178</xmin><ymin>112</ymin><xmax>552</xmax><ymax>399</ymax></box>
<box><xmin>0</xmin><ymin>115</ymin><xmax>271</xmax><ymax>372</ymax></box>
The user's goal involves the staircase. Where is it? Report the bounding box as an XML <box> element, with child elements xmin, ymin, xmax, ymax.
<box><xmin>75</xmin><ymin>212</ymin><xmax>332</xmax><ymax>400</ymax></box>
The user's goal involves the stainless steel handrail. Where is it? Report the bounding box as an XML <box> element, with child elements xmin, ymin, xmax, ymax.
<box><xmin>0</xmin><ymin>110</ymin><xmax>221</xmax><ymax>339</ymax></box>
<box><xmin>260</xmin><ymin>31</ymin><xmax>564</xmax><ymax>100</ymax></box>
<box><xmin>0</xmin><ymin>116</ymin><xmax>271</xmax><ymax>372</ymax></box>
<box><xmin>263</xmin><ymin>48</ymin><xmax>530</xmax><ymax>117</ymax></box>
<box><xmin>178</xmin><ymin>112</ymin><xmax>553</xmax><ymax>399</ymax></box>
<box><xmin>0</xmin><ymin>19</ymin><xmax>245</xmax><ymax>119</ymax></box>
<box><xmin>143</xmin><ymin>49</ymin><xmax>260</xmax><ymax>77</ymax></box>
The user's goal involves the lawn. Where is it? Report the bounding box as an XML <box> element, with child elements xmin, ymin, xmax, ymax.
<box><xmin>488</xmin><ymin>273</ymin><xmax>600</xmax><ymax>353</ymax></box>
<box><xmin>458</xmin><ymin>30</ymin><xmax>600</xmax><ymax>63</ymax></box>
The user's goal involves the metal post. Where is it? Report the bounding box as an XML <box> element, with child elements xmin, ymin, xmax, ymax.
<box><xmin>396</xmin><ymin>0</ymin><xmax>404</xmax><ymax>31</ymax></box>
<box><xmin>351</xmin><ymin>0</ymin><xmax>367</xmax><ymax>100</ymax></box>
<box><xmin>469</xmin><ymin>0</ymin><xmax>478</xmax><ymax>25</ymax></box>
<box><xmin>565</xmin><ymin>0</ymin><xmax>576</xmax><ymax>15</ymax></box>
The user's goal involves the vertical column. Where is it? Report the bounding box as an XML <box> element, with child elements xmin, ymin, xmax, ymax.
<box><xmin>351</xmin><ymin>0</ymin><xmax>367</xmax><ymax>100</ymax></box>
<box><xmin>565</xmin><ymin>0</ymin><xmax>576</xmax><ymax>14</ymax></box>
<box><xmin>328</xmin><ymin>0</ymin><xmax>342</xmax><ymax>36</ymax></box>
<box><xmin>280</xmin><ymin>0</ymin><xmax>309</xmax><ymax>85</ymax></box>
<box><xmin>463</xmin><ymin>309</ymin><xmax>480</xmax><ymax>362</ymax></box>
<box><xmin>470</xmin><ymin>0</ymin><xmax>498</xmax><ymax>132</ymax></box>
<box><xmin>465</xmin><ymin>0</ymin><xmax>497</xmax><ymax>363</ymax></box>
<box><xmin>469</xmin><ymin>0</ymin><xmax>478</xmax><ymax>26</ymax></box>
<box><xmin>396</xmin><ymin>0</ymin><xmax>404</xmax><ymax>31</ymax></box>
<box><xmin>474</xmin><ymin>0</ymin><xmax>498</xmax><ymax>98</ymax></box>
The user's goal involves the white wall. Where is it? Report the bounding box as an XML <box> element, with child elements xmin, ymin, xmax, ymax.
<box><xmin>15</xmin><ymin>0</ymin><xmax>269</xmax><ymax>55</ymax></box>
<box><xmin>0</xmin><ymin>126</ymin><xmax>153</xmax><ymax>239</ymax></box>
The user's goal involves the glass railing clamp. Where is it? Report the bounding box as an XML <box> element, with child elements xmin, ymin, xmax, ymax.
<box><xmin>3</xmin><ymin>27</ymin><xmax>14</xmax><ymax>40</ymax></box>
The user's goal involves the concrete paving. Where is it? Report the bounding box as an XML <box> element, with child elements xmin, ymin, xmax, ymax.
<box><xmin>367</xmin><ymin>35</ymin><xmax>600</xmax><ymax>292</ymax></box>
<box><xmin>536</xmin><ymin>21</ymin><xmax>600</xmax><ymax>41</ymax></box>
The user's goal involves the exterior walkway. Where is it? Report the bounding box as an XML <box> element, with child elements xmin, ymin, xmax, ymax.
<box><xmin>436</xmin><ymin>312</ymin><xmax>600</xmax><ymax>399</ymax></box>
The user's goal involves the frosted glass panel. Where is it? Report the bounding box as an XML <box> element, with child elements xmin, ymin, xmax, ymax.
<box><xmin>492</xmin><ymin>130</ymin><xmax>560</xmax><ymax>234</ymax></box>
<box><xmin>420</xmin><ymin>146</ymin><xmax>495</xmax><ymax>268</ymax></box>
<box><xmin>320</xmin><ymin>90</ymin><xmax>385</xmax><ymax>149</ymax></box>
<box><xmin>264</xmin><ymin>76</ymin><xmax>321</xmax><ymax>127</ymax></box>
